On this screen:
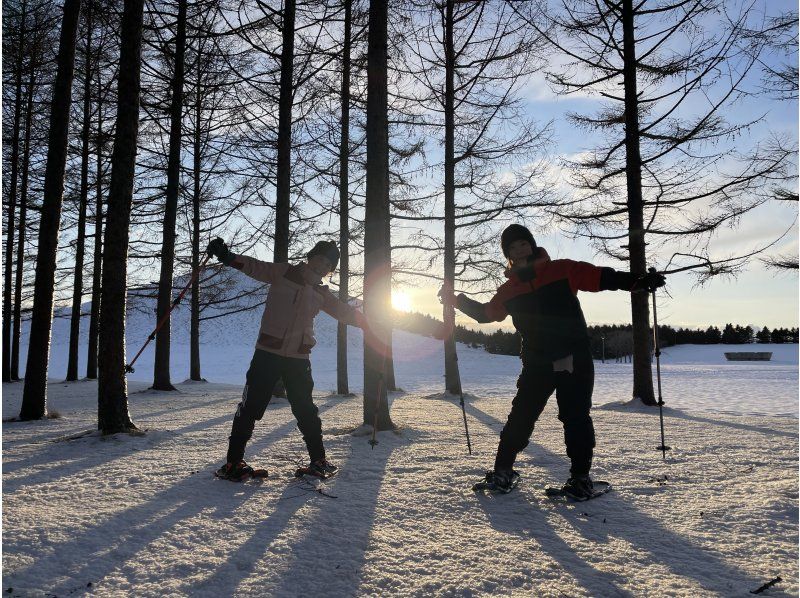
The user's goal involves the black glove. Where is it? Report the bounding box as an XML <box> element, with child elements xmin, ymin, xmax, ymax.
<box><xmin>206</xmin><ymin>238</ymin><xmax>234</xmax><ymax>265</ymax></box>
<box><xmin>632</xmin><ymin>270</ymin><xmax>666</xmax><ymax>292</ymax></box>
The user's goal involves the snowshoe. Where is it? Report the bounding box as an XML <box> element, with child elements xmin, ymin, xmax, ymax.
<box><xmin>545</xmin><ymin>476</ymin><xmax>611</xmax><ymax>501</ymax></box>
<box><xmin>472</xmin><ymin>469</ymin><xmax>520</xmax><ymax>494</ymax></box>
<box><xmin>215</xmin><ymin>461</ymin><xmax>268</xmax><ymax>482</ymax></box>
<box><xmin>295</xmin><ymin>459</ymin><xmax>338</xmax><ymax>480</ymax></box>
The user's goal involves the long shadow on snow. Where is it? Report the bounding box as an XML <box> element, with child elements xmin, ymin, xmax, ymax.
<box><xmin>277</xmin><ymin>430</ymin><xmax>400</xmax><ymax>598</ymax></box>
<box><xmin>2</xmin><ymin>409</ymin><xmax>238</xmax><ymax>489</ymax></box>
<box><xmin>193</xmin><ymin>425</ymin><xmax>400</xmax><ymax>597</ymax></box>
<box><xmin>462</xmin><ymin>404</ymin><xmax>631</xmax><ymax>596</ymax></box>
<box><xmin>5</xmin><ymin>400</ymin><xmax>343</xmax><ymax>595</ymax></box>
<box><xmin>466</xmin><ymin>402</ymin><xmax>765</xmax><ymax>595</ymax></box>
<box><xmin>596</xmin><ymin>403</ymin><xmax>797</xmax><ymax>439</ymax></box>
<box><xmin>2</xmin><ymin>392</ymin><xmax>301</xmax><ymax>485</ymax></box>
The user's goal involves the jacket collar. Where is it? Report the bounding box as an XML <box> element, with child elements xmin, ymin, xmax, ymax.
<box><xmin>504</xmin><ymin>254</ymin><xmax>550</xmax><ymax>283</ymax></box>
<box><xmin>285</xmin><ymin>262</ymin><xmax>327</xmax><ymax>290</ymax></box>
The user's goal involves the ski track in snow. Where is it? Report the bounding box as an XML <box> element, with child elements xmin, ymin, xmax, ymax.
<box><xmin>2</xmin><ymin>377</ymin><xmax>797</xmax><ymax>597</ymax></box>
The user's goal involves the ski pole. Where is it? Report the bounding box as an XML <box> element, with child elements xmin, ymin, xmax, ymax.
<box><xmin>459</xmin><ymin>393</ymin><xmax>472</xmax><ymax>455</ymax></box>
<box><xmin>369</xmin><ymin>349</ymin><xmax>388</xmax><ymax>448</ymax></box>
<box><xmin>126</xmin><ymin>253</ymin><xmax>212</xmax><ymax>373</ymax></box>
<box><xmin>649</xmin><ymin>267</ymin><xmax>670</xmax><ymax>459</ymax></box>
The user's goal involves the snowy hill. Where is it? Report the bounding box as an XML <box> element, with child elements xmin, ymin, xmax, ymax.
<box><xmin>12</xmin><ymin>273</ymin><xmax>799</xmax><ymax>417</ymax></box>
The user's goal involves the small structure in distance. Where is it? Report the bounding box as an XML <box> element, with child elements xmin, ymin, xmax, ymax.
<box><xmin>724</xmin><ymin>352</ymin><xmax>773</xmax><ymax>361</ymax></box>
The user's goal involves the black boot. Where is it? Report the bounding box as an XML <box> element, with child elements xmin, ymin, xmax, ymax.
<box><xmin>473</xmin><ymin>468</ymin><xmax>521</xmax><ymax>493</ymax></box>
<box><xmin>562</xmin><ymin>474</ymin><xmax>594</xmax><ymax>500</ymax></box>
<box><xmin>215</xmin><ymin>460</ymin><xmax>268</xmax><ymax>482</ymax></box>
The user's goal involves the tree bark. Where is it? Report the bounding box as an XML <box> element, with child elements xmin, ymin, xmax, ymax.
<box><xmin>11</xmin><ymin>48</ymin><xmax>37</xmax><ymax>382</ymax></box>
<box><xmin>270</xmin><ymin>0</ymin><xmax>296</xmax><ymax>399</ymax></box>
<box><xmin>97</xmin><ymin>0</ymin><xmax>144</xmax><ymax>433</ymax></box>
<box><xmin>153</xmin><ymin>0</ymin><xmax>188</xmax><ymax>391</ymax></box>
<box><xmin>275</xmin><ymin>0</ymin><xmax>295</xmax><ymax>263</ymax></box>
<box><xmin>442</xmin><ymin>0</ymin><xmax>462</xmax><ymax>395</ymax></box>
<box><xmin>622</xmin><ymin>0</ymin><xmax>655</xmax><ymax>405</ymax></box>
<box><xmin>336</xmin><ymin>0</ymin><xmax>351</xmax><ymax>396</ymax></box>
<box><xmin>190</xmin><ymin>49</ymin><xmax>202</xmax><ymax>382</ymax></box>
<box><xmin>363</xmin><ymin>0</ymin><xmax>394</xmax><ymax>429</ymax></box>
<box><xmin>67</xmin><ymin>0</ymin><xmax>94</xmax><ymax>382</ymax></box>
<box><xmin>19</xmin><ymin>0</ymin><xmax>82</xmax><ymax>420</ymax></box>
<box><xmin>86</xmin><ymin>69</ymin><xmax>104</xmax><ymax>379</ymax></box>
<box><xmin>3</xmin><ymin>0</ymin><xmax>27</xmax><ymax>382</ymax></box>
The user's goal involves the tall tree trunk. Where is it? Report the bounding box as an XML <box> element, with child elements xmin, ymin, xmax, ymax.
<box><xmin>622</xmin><ymin>0</ymin><xmax>655</xmax><ymax>405</ymax></box>
<box><xmin>442</xmin><ymin>0</ymin><xmax>462</xmax><ymax>395</ymax></box>
<box><xmin>97</xmin><ymin>0</ymin><xmax>144</xmax><ymax>433</ymax></box>
<box><xmin>3</xmin><ymin>1</ymin><xmax>27</xmax><ymax>382</ymax></box>
<box><xmin>86</xmin><ymin>75</ymin><xmax>104</xmax><ymax>379</ymax></box>
<box><xmin>11</xmin><ymin>55</ymin><xmax>36</xmax><ymax>381</ymax></box>
<box><xmin>189</xmin><ymin>55</ymin><xmax>202</xmax><ymax>382</ymax></box>
<box><xmin>19</xmin><ymin>0</ymin><xmax>82</xmax><ymax>420</ymax></box>
<box><xmin>275</xmin><ymin>0</ymin><xmax>295</xmax><ymax>264</ymax></box>
<box><xmin>336</xmin><ymin>0</ymin><xmax>351</xmax><ymax>396</ymax></box>
<box><xmin>153</xmin><ymin>0</ymin><xmax>188</xmax><ymax>391</ymax></box>
<box><xmin>67</xmin><ymin>1</ymin><xmax>94</xmax><ymax>381</ymax></box>
<box><xmin>270</xmin><ymin>0</ymin><xmax>296</xmax><ymax>399</ymax></box>
<box><xmin>363</xmin><ymin>0</ymin><xmax>394</xmax><ymax>429</ymax></box>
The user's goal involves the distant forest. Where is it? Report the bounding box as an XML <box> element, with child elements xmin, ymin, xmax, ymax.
<box><xmin>393</xmin><ymin>311</ymin><xmax>799</xmax><ymax>360</ymax></box>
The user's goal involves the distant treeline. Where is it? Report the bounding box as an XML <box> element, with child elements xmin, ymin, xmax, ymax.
<box><xmin>393</xmin><ymin>311</ymin><xmax>799</xmax><ymax>359</ymax></box>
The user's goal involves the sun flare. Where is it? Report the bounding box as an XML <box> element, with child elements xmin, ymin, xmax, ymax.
<box><xmin>392</xmin><ymin>290</ymin><xmax>413</xmax><ymax>312</ymax></box>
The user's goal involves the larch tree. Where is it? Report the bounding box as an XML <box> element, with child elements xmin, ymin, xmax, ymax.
<box><xmin>362</xmin><ymin>0</ymin><xmax>394</xmax><ymax>430</ymax></box>
<box><xmin>97</xmin><ymin>0</ymin><xmax>145</xmax><ymax>433</ymax></box>
<box><xmin>19</xmin><ymin>0</ymin><xmax>83</xmax><ymax>420</ymax></box>
<box><xmin>152</xmin><ymin>0</ymin><xmax>188</xmax><ymax>391</ymax></box>
<box><xmin>515</xmin><ymin>0</ymin><xmax>794</xmax><ymax>404</ymax></box>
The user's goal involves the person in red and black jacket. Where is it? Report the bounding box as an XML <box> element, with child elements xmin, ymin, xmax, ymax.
<box><xmin>439</xmin><ymin>224</ymin><xmax>665</xmax><ymax>498</ymax></box>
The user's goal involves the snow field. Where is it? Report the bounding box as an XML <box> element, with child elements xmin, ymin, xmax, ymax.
<box><xmin>2</xmin><ymin>378</ymin><xmax>797</xmax><ymax>597</ymax></box>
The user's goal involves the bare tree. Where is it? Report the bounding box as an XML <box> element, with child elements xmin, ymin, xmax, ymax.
<box><xmin>397</xmin><ymin>0</ymin><xmax>552</xmax><ymax>394</ymax></box>
<box><xmin>19</xmin><ymin>0</ymin><xmax>83</xmax><ymax>420</ymax></box>
<box><xmin>516</xmin><ymin>0</ymin><xmax>794</xmax><ymax>404</ymax></box>
<box><xmin>337</xmin><ymin>0</ymin><xmax>355</xmax><ymax>395</ymax></box>
<box><xmin>66</xmin><ymin>0</ymin><xmax>95</xmax><ymax>381</ymax></box>
<box><xmin>152</xmin><ymin>0</ymin><xmax>188</xmax><ymax>391</ymax></box>
<box><xmin>97</xmin><ymin>0</ymin><xmax>145</xmax><ymax>433</ymax></box>
<box><xmin>3</xmin><ymin>0</ymin><xmax>28</xmax><ymax>382</ymax></box>
<box><xmin>362</xmin><ymin>0</ymin><xmax>394</xmax><ymax>430</ymax></box>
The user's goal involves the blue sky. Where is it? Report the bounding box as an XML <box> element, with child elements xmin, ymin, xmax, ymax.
<box><xmin>393</xmin><ymin>0</ymin><xmax>798</xmax><ymax>331</ymax></box>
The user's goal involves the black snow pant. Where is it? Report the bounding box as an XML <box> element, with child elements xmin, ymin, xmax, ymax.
<box><xmin>494</xmin><ymin>347</ymin><xmax>595</xmax><ymax>477</ymax></box>
<box><xmin>226</xmin><ymin>349</ymin><xmax>324</xmax><ymax>464</ymax></box>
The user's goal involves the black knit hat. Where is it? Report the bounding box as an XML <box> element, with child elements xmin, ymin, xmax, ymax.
<box><xmin>500</xmin><ymin>224</ymin><xmax>536</xmax><ymax>258</ymax></box>
<box><xmin>308</xmin><ymin>240</ymin><xmax>340</xmax><ymax>270</ymax></box>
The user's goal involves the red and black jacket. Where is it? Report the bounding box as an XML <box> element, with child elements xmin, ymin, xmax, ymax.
<box><xmin>456</xmin><ymin>256</ymin><xmax>638</xmax><ymax>362</ymax></box>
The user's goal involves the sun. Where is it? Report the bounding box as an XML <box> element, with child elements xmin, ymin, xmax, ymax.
<box><xmin>392</xmin><ymin>290</ymin><xmax>413</xmax><ymax>312</ymax></box>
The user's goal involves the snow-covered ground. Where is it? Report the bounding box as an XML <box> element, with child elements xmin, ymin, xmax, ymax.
<box><xmin>2</xmin><ymin>378</ymin><xmax>797</xmax><ymax>597</ymax></box>
<box><xmin>3</xmin><ymin>288</ymin><xmax>798</xmax><ymax>596</ymax></box>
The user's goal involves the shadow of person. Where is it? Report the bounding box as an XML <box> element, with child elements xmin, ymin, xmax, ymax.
<box><xmin>3</xmin><ymin>400</ymin><xmax>342</xmax><ymax>595</ymax></box>
<box><xmin>188</xmin><ymin>425</ymin><xmax>403</xmax><ymax>596</ymax></box>
<box><xmin>465</xmin><ymin>402</ymin><xmax>769</xmax><ymax>596</ymax></box>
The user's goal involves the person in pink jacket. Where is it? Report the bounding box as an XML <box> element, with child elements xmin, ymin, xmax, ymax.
<box><xmin>207</xmin><ymin>238</ymin><xmax>371</xmax><ymax>481</ymax></box>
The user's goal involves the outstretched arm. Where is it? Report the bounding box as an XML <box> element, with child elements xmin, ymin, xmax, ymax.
<box><xmin>438</xmin><ymin>278</ymin><xmax>508</xmax><ymax>324</ymax></box>
<box><xmin>561</xmin><ymin>260</ymin><xmax>665</xmax><ymax>293</ymax></box>
<box><xmin>206</xmin><ymin>238</ymin><xmax>280</xmax><ymax>283</ymax></box>
<box><xmin>320</xmin><ymin>289</ymin><xmax>367</xmax><ymax>328</ymax></box>
<box><xmin>320</xmin><ymin>290</ymin><xmax>392</xmax><ymax>354</ymax></box>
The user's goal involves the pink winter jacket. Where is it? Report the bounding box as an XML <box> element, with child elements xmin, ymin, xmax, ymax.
<box><xmin>230</xmin><ymin>254</ymin><xmax>366</xmax><ymax>360</ymax></box>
